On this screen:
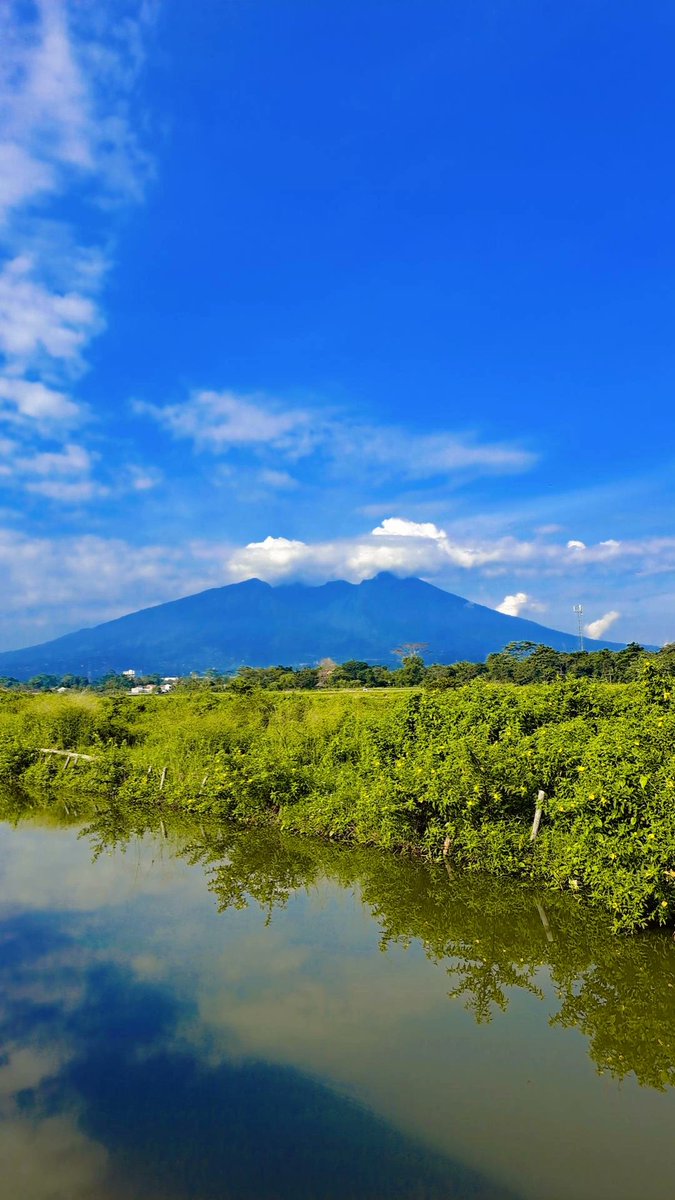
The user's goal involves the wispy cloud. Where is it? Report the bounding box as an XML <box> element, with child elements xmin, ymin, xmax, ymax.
<box><xmin>0</xmin><ymin>0</ymin><xmax>154</xmax><ymax>491</ymax></box>
<box><xmin>257</xmin><ymin>468</ymin><xmax>299</xmax><ymax>490</ymax></box>
<box><xmin>135</xmin><ymin>390</ymin><xmax>318</xmax><ymax>455</ymax></box>
<box><xmin>0</xmin><ymin>437</ymin><xmax>107</xmax><ymax>501</ymax></box>
<box><xmin>139</xmin><ymin>387</ymin><xmax>535</xmax><ymax>486</ymax></box>
<box><xmin>0</xmin><ymin>0</ymin><xmax>153</xmax><ymax>223</ymax></box>
<box><xmin>0</xmin><ymin>526</ymin><xmax>219</xmax><ymax>649</ymax></box>
<box><xmin>0</xmin><ymin>374</ymin><xmax>80</xmax><ymax>426</ymax></box>
<box><xmin>0</xmin><ymin>253</ymin><xmax>102</xmax><ymax>377</ymax></box>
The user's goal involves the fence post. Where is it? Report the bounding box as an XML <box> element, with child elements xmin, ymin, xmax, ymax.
<box><xmin>530</xmin><ymin>789</ymin><xmax>546</xmax><ymax>842</ymax></box>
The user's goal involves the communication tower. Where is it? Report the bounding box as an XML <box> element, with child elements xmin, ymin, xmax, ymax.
<box><xmin>573</xmin><ymin>604</ymin><xmax>584</xmax><ymax>653</ymax></box>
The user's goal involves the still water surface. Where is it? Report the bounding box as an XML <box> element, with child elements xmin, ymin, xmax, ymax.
<box><xmin>1</xmin><ymin>798</ymin><xmax>674</xmax><ymax>1200</ymax></box>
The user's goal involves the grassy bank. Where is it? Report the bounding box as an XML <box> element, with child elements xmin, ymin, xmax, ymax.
<box><xmin>1</xmin><ymin>680</ymin><xmax>675</xmax><ymax>931</ymax></box>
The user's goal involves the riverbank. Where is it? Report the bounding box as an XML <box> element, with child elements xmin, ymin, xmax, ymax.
<box><xmin>1</xmin><ymin>680</ymin><xmax>674</xmax><ymax>931</ymax></box>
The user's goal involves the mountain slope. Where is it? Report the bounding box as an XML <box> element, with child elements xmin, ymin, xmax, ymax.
<box><xmin>0</xmin><ymin>573</ymin><xmax>626</xmax><ymax>679</ymax></box>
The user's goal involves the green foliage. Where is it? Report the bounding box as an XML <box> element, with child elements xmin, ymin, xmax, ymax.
<box><xmin>2</xmin><ymin>678</ymin><xmax>675</xmax><ymax>931</ymax></box>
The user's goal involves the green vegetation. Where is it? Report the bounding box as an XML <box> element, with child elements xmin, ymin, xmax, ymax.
<box><xmin>2</xmin><ymin>668</ymin><xmax>675</xmax><ymax>932</ymax></box>
<box><xmin>2</xmin><ymin>636</ymin><xmax>674</xmax><ymax>694</ymax></box>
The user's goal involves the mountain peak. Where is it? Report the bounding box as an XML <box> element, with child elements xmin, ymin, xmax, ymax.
<box><xmin>0</xmin><ymin>574</ymin><xmax>625</xmax><ymax>679</ymax></box>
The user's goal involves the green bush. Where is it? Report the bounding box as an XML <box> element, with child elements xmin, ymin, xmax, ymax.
<box><xmin>2</xmin><ymin>680</ymin><xmax>675</xmax><ymax>930</ymax></box>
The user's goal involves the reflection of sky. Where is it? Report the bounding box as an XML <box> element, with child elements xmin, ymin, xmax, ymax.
<box><xmin>0</xmin><ymin>820</ymin><xmax>674</xmax><ymax>1200</ymax></box>
<box><xmin>0</xmin><ymin>917</ymin><xmax>513</xmax><ymax>1200</ymax></box>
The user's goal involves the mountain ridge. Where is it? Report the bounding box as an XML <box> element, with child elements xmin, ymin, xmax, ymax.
<box><xmin>0</xmin><ymin>573</ymin><xmax>628</xmax><ymax>679</ymax></box>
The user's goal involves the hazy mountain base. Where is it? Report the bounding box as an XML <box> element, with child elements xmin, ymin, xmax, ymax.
<box><xmin>1</xmin><ymin>679</ymin><xmax>675</xmax><ymax>932</ymax></box>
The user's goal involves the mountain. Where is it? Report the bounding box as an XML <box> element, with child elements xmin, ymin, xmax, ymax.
<box><xmin>0</xmin><ymin>574</ymin><xmax>629</xmax><ymax>680</ymax></box>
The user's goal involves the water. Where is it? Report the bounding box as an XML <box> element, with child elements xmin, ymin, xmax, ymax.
<box><xmin>1</xmin><ymin>798</ymin><xmax>674</xmax><ymax>1200</ymax></box>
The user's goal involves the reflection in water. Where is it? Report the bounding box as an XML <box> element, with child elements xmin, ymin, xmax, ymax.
<box><xmin>1</xmin><ymin>790</ymin><xmax>675</xmax><ymax>1200</ymax></box>
<box><xmin>180</xmin><ymin>819</ymin><xmax>675</xmax><ymax>1089</ymax></box>
<box><xmin>1</xmin><ymin>920</ymin><xmax>508</xmax><ymax>1200</ymax></box>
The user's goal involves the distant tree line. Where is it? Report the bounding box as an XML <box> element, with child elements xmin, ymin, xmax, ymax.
<box><xmin>0</xmin><ymin>671</ymin><xmax>164</xmax><ymax>693</ymax></box>
<box><xmin>2</xmin><ymin>639</ymin><xmax>674</xmax><ymax>694</ymax></box>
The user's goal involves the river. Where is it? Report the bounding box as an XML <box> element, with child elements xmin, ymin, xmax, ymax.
<box><xmin>0</xmin><ymin>797</ymin><xmax>674</xmax><ymax>1199</ymax></box>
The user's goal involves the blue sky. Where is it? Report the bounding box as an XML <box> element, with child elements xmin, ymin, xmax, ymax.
<box><xmin>2</xmin><ymin>0</ymin><xmax>675</xmax><ymax>651</ymax></box>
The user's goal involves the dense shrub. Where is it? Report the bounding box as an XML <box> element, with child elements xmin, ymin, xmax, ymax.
<box><xmin>2</xmin><ymin>680</ymin><xmax>675</xmax><ymax>930</ymax></box>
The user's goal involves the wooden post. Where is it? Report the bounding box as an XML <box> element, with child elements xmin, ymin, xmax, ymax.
<box><xmin>40</xmin><ymin>748</ymin><xmax>96</xmax><ymax>762</ymax></box>
<box><xmin>530</xmin><ymin>789</ymin><xmax>546</xmax><ymax>842</ymax></box>
<box><xmin>63</xmin><ymin>755</ymin><xmax>72</xmax><ymax>770</ymax></box>
<box><xmin>199</xmin><ymin>774</ymin><xmax>209</xmax><ymax>795</ymax></box>
<box><xmin>159</xmin><ymin>766</ymin><xmax>167</xmax><ymax>791</ymax></box>
<box><xmin>442</xmin><ymin>835</ymin><xmax>451</xmax><ymax>857</ymax></box>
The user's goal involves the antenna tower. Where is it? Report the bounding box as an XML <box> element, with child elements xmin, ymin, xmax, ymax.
<box><xmin>573</xmin><ymin>604</ymin><xmax>584</xmax><ymax>653</ymax></box>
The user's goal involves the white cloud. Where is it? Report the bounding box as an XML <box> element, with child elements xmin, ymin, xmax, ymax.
<box><xmin>0</xmin><ymin>376</ymin><xmax>80</xmax><ymax>426</ymax></box>
<box><xmin>372</xmin><ymin>518</ymin><xmax>447</xmax><ymax>540</ymax></box>
<box><xmin>257</xmin><ymin>468</ymin><xmax>299</xmax><ymax>490</ymax></box>
<box><xmin>137</xmin><ymin>390</ymin><xmax>317</xmax><ymax>455</ymax></box>
<box><xmin>25</xmin><ymin>477</ymin><xmax>105</xmax><ymax>502</ymax></box>
<box><xmin>496</xmin><ymin>592</ymin><xmax>530</xmax><ymax>617</ymax></box>
<box><xmin>0</xmin><ymin>141</ymin><xmax>55</xmax><ymax>216</ymax></box>
<box><xmin>584</xmin><ymin>610</ymin><xmax>621</xmax><ymax>640</ymax></box>
<box><xmin>0</xmin><ymin>0</ymin><xmax>153</xmax><ymax>493</ymax></box>
<box><xmin>229</xmin><ymin>536</ymin><xmax>311</xmax><ymax>581</ymax></box>
<box><xmin>0</xmin><ymin>528</ymin><xmax>224</xmax><ymax>649</ymax></box>
<box><xmin>226</xmin><ymin>525</ymin><xmax>675</xmax><ymax>588</ymax></box>
<box><xmin>0</xmin><ymin>438</ymin><xmax>102</xmax><ymax>503</ymax></box>
<box><xmin>0</xmin><ymin>0</ymin><xmax>153</xmax><ymax>222</ymax></box>
<box><xmin>2</xmin><ymin>520</ymin><xmax>675</xmax><ymax>650</ymax></box>
<box><xmin>0</xmin><ymin>254</ymin><xmax>102</xmax><ymax>372</ymax></box>
<box><xmin>139</xmin><ymin>388</ymin><xmax>535</xmax><ymax>485</ymax></box>
<box><xmin>227</xmin><ymin>523</ymin><xmax>535</xmax><ymax>585</ymax></box>
<box><xmin>566</xmin><ymin>539</ymin><xmax>586</xmax><ymax>550</ymax></box>
<box><xmin>126</xmin><ymin>464</ymin><xmax>162</xmax><ymax>492</ymax></box>
<box><xmin>348</xmin><ymin>427</ymin><xmax>534</xmax><ymax>477</ymax></box>
<box><xmin>1</xmin><ymin>439</ymin><xmax>159</xmax><ymax>505</ymax></box>
<box><xmin>17</xmin><ymin>441</ymin><xmax>92</xmax><ymax>476</ymax></box>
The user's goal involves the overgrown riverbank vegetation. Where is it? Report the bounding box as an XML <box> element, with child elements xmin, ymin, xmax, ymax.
<box><xmin>2</xmin><ymin>666</ymin><xmax>675</xmax><ymax>933</ymax></box>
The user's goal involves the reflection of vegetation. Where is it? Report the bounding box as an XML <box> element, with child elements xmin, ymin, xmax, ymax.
<box><xmin>191</xmin><ymin>824</ymin><xmax>675</xmax><ymax>1090</ymax></box>
<box><xmin>7</xmin><ymin>796</ymin><xmax>668</xmax><ymax>1093</ymax></box>
<box><xmin>0</xmin><ymin>782</ymin><xmax>94</xmax><ymax>827</ymax></box>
